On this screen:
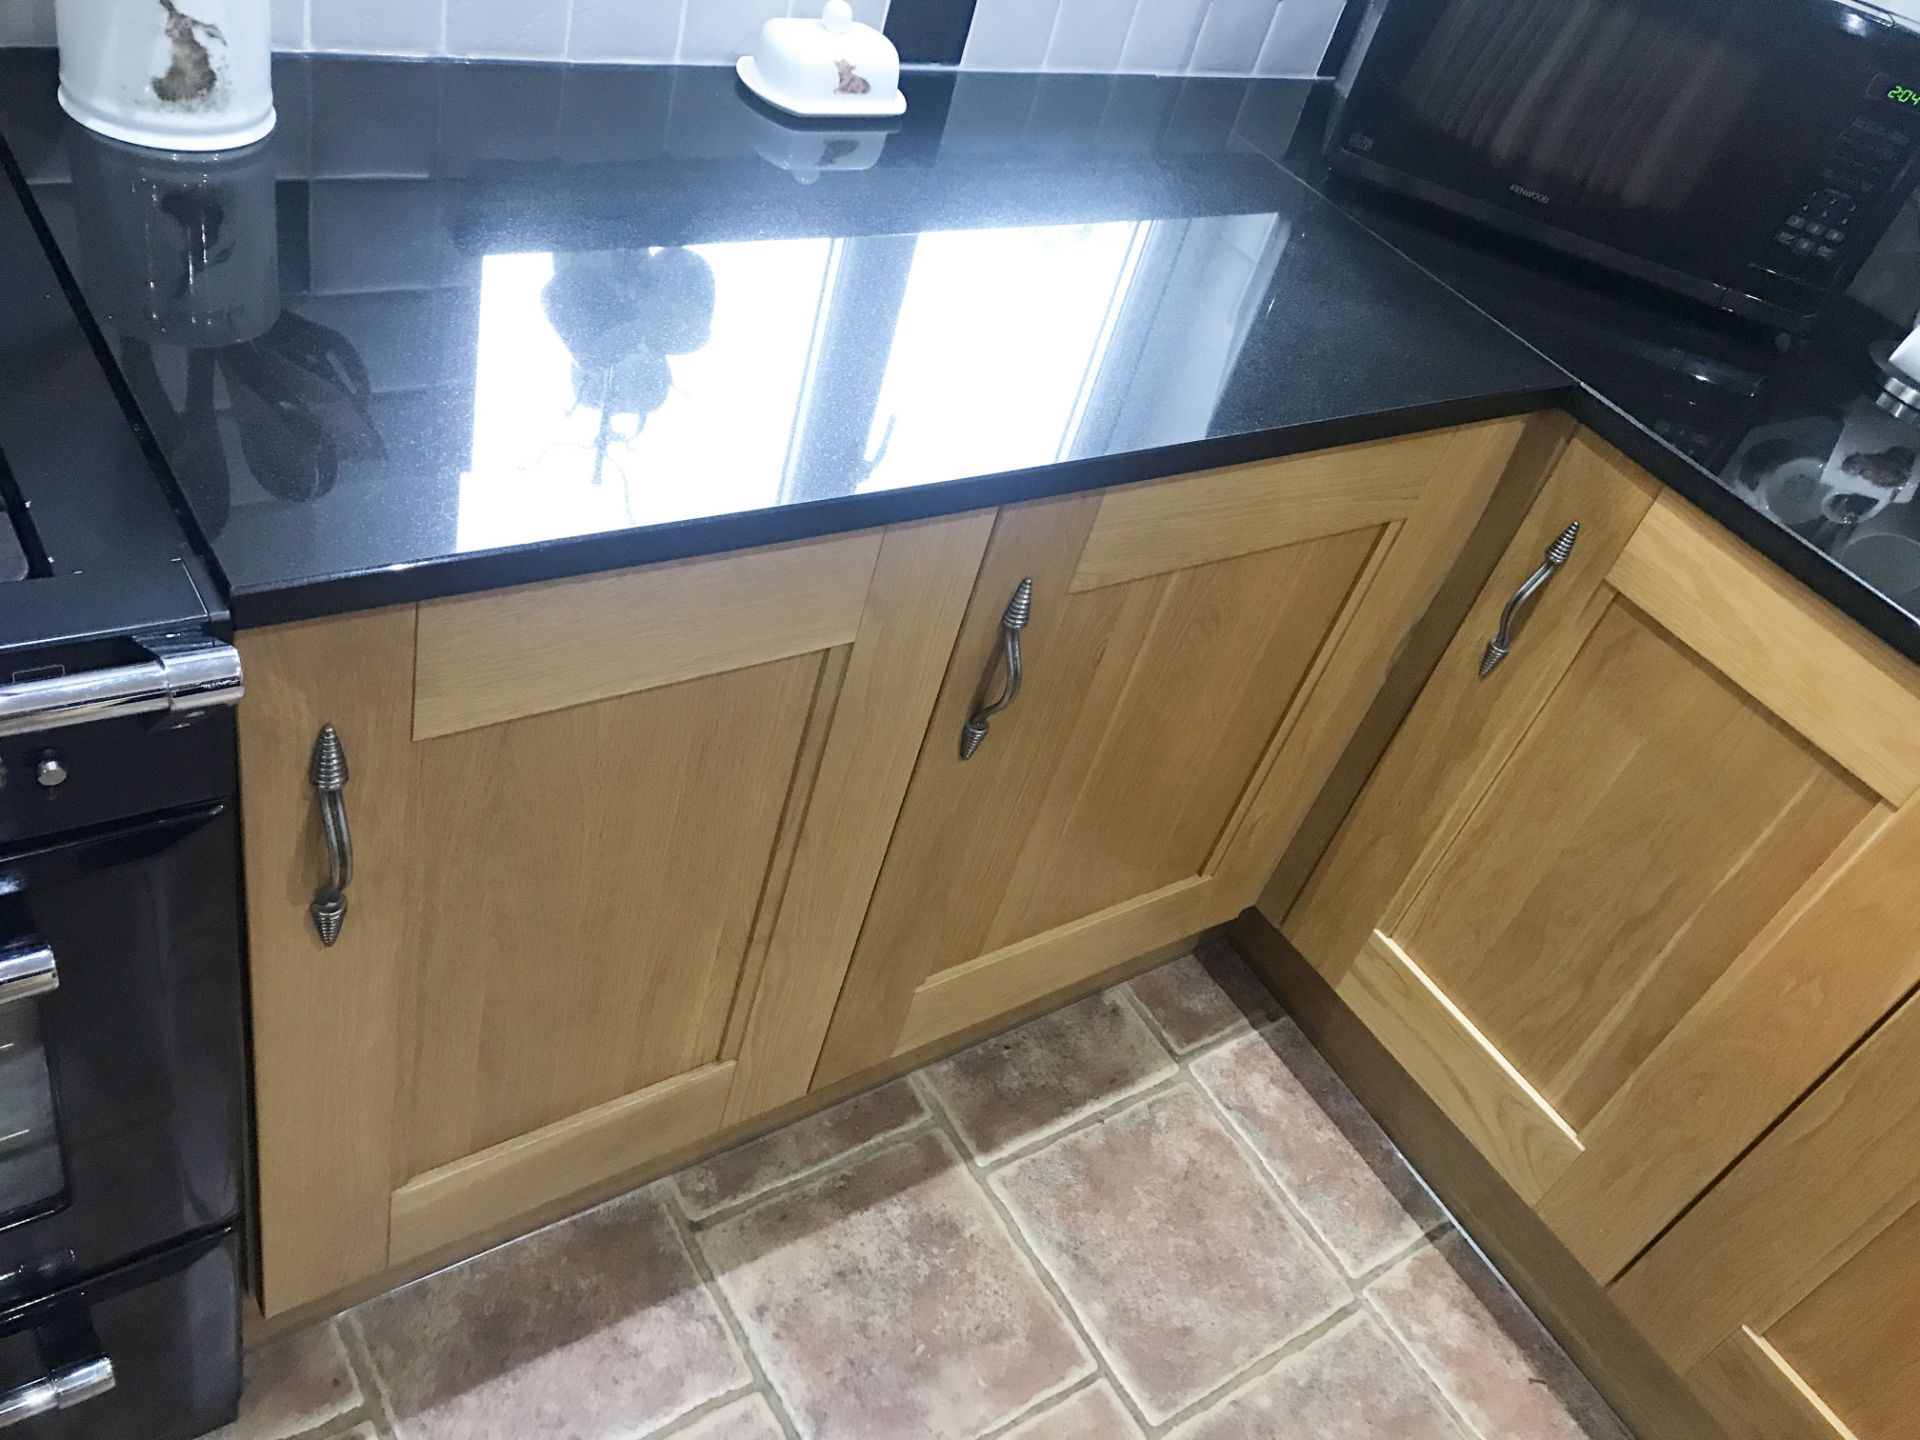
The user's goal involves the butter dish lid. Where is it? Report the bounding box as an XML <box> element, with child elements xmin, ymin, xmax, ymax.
<box><xmin>737</xmin><ymin>0</ymin><xmax>906</xmax><ymax>119</ymax></box>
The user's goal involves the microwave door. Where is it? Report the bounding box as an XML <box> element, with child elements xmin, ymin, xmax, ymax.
<box><xmin>1332</xmin><ymin>0</ymin><xmax>1920</xmax><ymax>325</ymax></box>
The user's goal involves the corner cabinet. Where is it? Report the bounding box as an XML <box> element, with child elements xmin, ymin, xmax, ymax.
<box><xmin>814</xmin><ymin>419</ymin><xmax>1536</xmax><ymax>1085</ymax></box>
<box><xmin>240</xmin><ymin>515</ymin><xmax>992</xmax><ymax>1315</ymax></box>
<box><xmin>1280</xmin><ymin>429</ymin><xmax>1920</xmax><ymax>1438</ymax></box>
<box><xmin>1613</xmin><ymin>964</ymin><xmax>1920</xmax><ymax>1440</ymax></box>
<box><xmin>240</xmin><ymin>417</ymin><xmax>1547</xmax><ymax>1318</ymax></box>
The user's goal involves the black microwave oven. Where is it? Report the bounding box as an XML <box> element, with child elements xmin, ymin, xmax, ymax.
<box><xmin>1327</xmin><ymin>0</ymin><xmax>1920</xmax><ymax>331</ymax></box>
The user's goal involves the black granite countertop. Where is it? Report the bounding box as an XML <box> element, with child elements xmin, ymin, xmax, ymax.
<box><xmin>0</xmin><ymin>53</ymin><xmax>1568</xmax><ymax>627</ymax></box>
<box><xmin>1267</xmin><ymin>87</ymin><xmax>1920</xmax><ymax>666</ymax></box>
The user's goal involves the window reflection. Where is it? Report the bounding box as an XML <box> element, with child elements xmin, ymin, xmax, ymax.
<box><xmin>459</xmin><ymin>238</ymin><xmax>835</xmax><ymax>552</ymax></box>
<box><xmin>861</xmin><ymin>221</ymin><xmax>1148</xmax><ymax>490</ymax></box>
<box><xmin>457</xmin><ymin>212</ymin><xmax>1283</xmax><ymax>550</ymax></box>
<box><xmin>864</xmin><ymin>213</ymin><xmax>1285</xmax><ymax>489</ymax></box>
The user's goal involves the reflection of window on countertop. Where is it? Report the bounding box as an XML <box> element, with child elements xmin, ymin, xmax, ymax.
<box><xmin>858</xmin><ymin>213</ymin><xmax>1286</xmax><ymax>492</ymax></box>
<box><xmin>858</xmin><ymin>221</ymin><xmax>1148</xmax><ymax>493</ymax></box>
<box><xmin>457</xmin><ymin>238</ymin><xmax>834</xmax><ymax>553</ymax></box>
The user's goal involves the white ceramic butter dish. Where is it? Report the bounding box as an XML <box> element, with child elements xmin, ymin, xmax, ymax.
<box><xmin>737</xmin><ymin>0</ymin><xmax>906</xmax><ymax>119</ymax></box>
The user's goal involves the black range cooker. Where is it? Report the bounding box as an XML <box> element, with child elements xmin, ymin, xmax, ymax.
<box><xmin>0</xmin><ymin>123</ymin><xmax>243</xmax><ymax>1439</ymax></box>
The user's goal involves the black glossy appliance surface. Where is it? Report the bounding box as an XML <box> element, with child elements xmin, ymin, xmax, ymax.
<box><xmin>0</xmin><ymin>78</ymin><xmax>243</xmax><ymax>1440</ymax></box>
<box><xmin>1328</xmin><ymin>0</ymin><xmax>1920</xmax><ymax>330</ymax></box>
<box><xmin>1267</xmin><ymin>78</ymin><xmax>1920</xmax><ymax>667</ymax></box>
<box><xmin>0</xmin><ymin>1230</ymin><xmax>240</xmax><ymax>1440</ymax></box>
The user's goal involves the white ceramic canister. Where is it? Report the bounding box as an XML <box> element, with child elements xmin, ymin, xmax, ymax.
<box><xmin>56</xmin><ymin>0</ymin><xmax>274</xmax><ymax>151</ymax></box>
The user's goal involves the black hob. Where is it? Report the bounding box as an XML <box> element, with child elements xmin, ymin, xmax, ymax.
<box><xmin>0</xmin><ymin>133</ymin><xmax>224</xmax><ymax>664</ymax></box>
<box><xmin>0</xmin><ymin>106</ymin><xmax>244</xmax><ymax>1440</ymax></box>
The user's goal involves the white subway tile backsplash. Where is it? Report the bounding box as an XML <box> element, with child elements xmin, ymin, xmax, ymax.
<box><xmin>271</xmin><ymin>0</ymin><xmax>307</xmax><ymax>49</ymax></box>
<box><xmin>568</xmin><ymin>0</ymin><xmax>682</xmax><ymax>61</ymax></box>
<box><xmin>677</xmin><ymin>0</ymin><xmax>784</xmax><ymax>62</ymax></box>
<box><xmin>961</xmin><ymin>0</ymin><xmax>1063</xmax><ymax>71</ymax></box>
<box><xmin>445</xmin><ymin>0</ymin><xmax>569</xmax><ymax>57</ymax></box>
<box><xmin>1189</xmin><ymin>0</ymin><xmax>1279</xmax><ymax>74</ymax></box>
<box><xmin>2</xmin><ymin>0</ymin><xmax>56</xmax><ymax>46</ymax></box>
<box><xmin>310</xmin><ymin>0</ymin><xmax>442</xmax><ymax>55</ymax></box>
<box><xmin>1045</xmin><ymin>0</ymin><xmax>1131</xmax><ymax>72</ymax></box>
<box><xmin>1117</xmin><ymin>0</ymin><xmax>1207</xmax><ymax>74</ymax></box>
<box><xmin>4</xmin><ymin>0</ymin><xmax>1341</xmax><ymax>77</ymax></box>
<box><xmin>1254</xmin><ymin>0</ymin><xmax>1343</xmax><ymax>75</ymax></box>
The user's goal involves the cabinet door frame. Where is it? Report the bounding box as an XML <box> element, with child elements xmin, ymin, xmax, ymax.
<box><xmin>1285</xmin><ymin>430</ymin><xmax>1920</xmax><ymax>1287</ymax></box>
<box><xmin>814</xmin><ymin>417</ymin><xmax>1543</xmax><ymax>1087</ymax></box>
<box><xmin>241</xmin><ymin>514</ymin><xmax>991</xmax><ymax>1315</ymax></box>
<box><xmin>1616</xmin><ymin>973</ymin><xmax>1920</xmax><ymax>1440</ymax></box>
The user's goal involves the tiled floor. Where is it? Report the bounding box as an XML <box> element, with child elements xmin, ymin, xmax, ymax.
<box><xmin>220</xmin><ymin>941</ymin><xmax>1631</xmax><ymax>1440</ymax></box>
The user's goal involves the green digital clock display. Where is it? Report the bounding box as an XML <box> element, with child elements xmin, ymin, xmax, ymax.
<box><xmin>1889</xmin><ymin>83</ymin><xmax>1920</xmax><ymax>107</ymax></box>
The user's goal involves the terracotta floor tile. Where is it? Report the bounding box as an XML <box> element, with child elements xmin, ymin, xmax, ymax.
<box><xmin>208</xmin><ymin>1320</ymin><xmax>361</xmax><ymax>1440</ymax></box>
<box><xmin>354</xmin><ymin>1188</ymin><xmax>747</xmax><ymax>1440</ymax></box>
<box><xmin>1126</xmin><ymin>941</ymin><xmax>1280</xmax><ymax>1054</ymax></box>
<box><xmin>698</xmin><ymin>1131</ymin><xmax>1092</xmax><ymax>1440</ymax></box>
<box><xmin>1193</xmin><ymin>1021</ymin><xmax>1443</xmax><ymax>1275</ymax></box>
<box><xmin>991</xmin><ymin>1087</ymin><xmax>1348</xmax><ymax>1425</ymax></box>
<box><xmin>1000</xmin><ymin>1382</ymin><xmax>1146</xmax><ymax>1439</ymax></box>
<box><xmin>922</xmin><ymin>990</ymin><xmax>1176</xmax><ymax>1163</ymax></box>
<box><xmin>1368</xmin><ymin>1232</ymin><xmax>1632</xmax><ymax>1440</ymax></box>
<box><xmin>1167</xmin><ymin>1312</ymin><xmax>1466</xmax><ymax>1439</ymax></box>
<box><xmin>674</xmin><ymin>1078</ymin><xmax>928</xmax><ymax>1219</ymax></box>
<box><xmin>676</xmin><ymin>1394</ymin><xmax>787</xmax><ymax>1439</ymax></box>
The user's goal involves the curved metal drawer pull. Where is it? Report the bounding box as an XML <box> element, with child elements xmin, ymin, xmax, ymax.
<box><xmin>960</xmin><ymin>578</ymin><xmax>1034</xmax><ymax>761</ymax></box>
<box><xmin>1480</xmin><ymin>522</ymin><xmax>1580</xmax><ymax>678</ymax></box>
<box><xmin>309</xmin><ymin>725</ymin><xmax>353</xmax><ymax>946</ymax></box>
<box><xmin>0</xmin><ymin>1355</ymin><xmax>114</xmax><ymax>1429</ymax></box>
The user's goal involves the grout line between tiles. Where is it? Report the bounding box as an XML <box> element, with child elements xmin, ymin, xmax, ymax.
<box><xmin>912</xmin><ymin>1086</ymin><xmax>1152</xmax><ymax>1437</ymax></box>
<box><xmin>1110</xmin><ymin>975</ymin><xmax>1185</xmax><ymax>1057</ymax></box>
<box><xmin>1150</xmin><ymin>1299</ymin><xmax>1367</xmax><ymax>1437</ymax></box>
<box><xmin>971</xmin><ymin>1374</ymin><xmax>1109</xmax><ymax>1440</ymax></box>
<box><xmin>337</xmin><ymin>1311</ymin><xmax>402</xmax><ymax>1440</ymax></box>
<box><xmin>1176</xmin><ymin>1033</ymin><xmax>1363</xmax><ymax>1298</ymax></box>
<box><xmin>659</xmin><ymin>1189</ymin><xmax>807</xmax><ymax>1440</ymax></box>
<box><xmin>232</xmin><ymin>1317</ymin><xmax>387</xmax><ymax>1440</ymax></box>
<box><xmin>675</xmin><ymin>1103</ymin><xmax>938</xmax><ymax>1230</ymax></box>
<box><xmin>1187</xmin><ymin>1016</ymin><xmax>1446</xmax><ymax>1285</ymax></box>
<box><xmin>633</xmin><ymin>1383</ymin><xmax>776</xmax><ymax>1440</ymax></box>
<box><xmin>962</xmin><ymin>1069</ymin><xmax>1361</xmax><ymax>1439</ymax></box>
<box><xmin>925</xmin><ymin>1067</ymin><xmax>1367</xmax><ymax>1436</ymax></box>
<box><xmin>931</xmin><ymin>1031</ymin><xmax>1184</xmax><ymax>1172</ymax></box>
<box><xmin>1359</xmin><ymin>1286</ymin><xmax>1496</xmax><ymax>1440</ymax></box>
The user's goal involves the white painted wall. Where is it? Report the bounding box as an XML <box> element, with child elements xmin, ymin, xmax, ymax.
<box><xmin>0</xmin><ymin>0</ymin><xmax>1346</xmax><ymax>76</ymax></box>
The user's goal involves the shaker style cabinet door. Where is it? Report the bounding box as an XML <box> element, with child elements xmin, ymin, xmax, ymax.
<box><xmin>1284</xmin><ymin>429</ymin><xmax>1920</xmax><ymax>1290</ymax></box>
<box><xmin>813</xmin><ymin>419</ymin><xmax>1537</xmax><ymax>1087</ymax></box>
<box><xmin>239</xmin><ymin>515</ymin><xmax>991</xmax><ymax>1315</ymax></box>
<box><xmin>1612</xmin><ymin>970</ymin><xmax>1920</xmax><ymax>1440</ymax></box>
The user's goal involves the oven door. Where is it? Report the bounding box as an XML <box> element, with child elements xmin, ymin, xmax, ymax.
<box><xmin>0</xmin><ymin>1228</ymin><xmax>239</xmax><ymax>1440</ymax></box>
<box><xmin>0</xmin><ymin>804</ymin><xmax>243</xmax><ymax>1277</ymax></box>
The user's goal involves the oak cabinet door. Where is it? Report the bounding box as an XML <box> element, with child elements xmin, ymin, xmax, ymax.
<box><xmin>1612</xmin><ymin>978</ymin><xmax>1920</xmax><ymax>1440</ymax></box>
<box><xmin>239</xmin><ymin>515</ymin><xmax>989</xmax><ymax>1315</ymax></box>
<box><xmin>814</xmin><ymin>420</ymin><xmax>1535</xmax><ymax>1086</ymax></box>
<box><xmin>1285</xmin><ymin>430</ymin><xmax>1920</xmax><ymax>1290</ymax></box>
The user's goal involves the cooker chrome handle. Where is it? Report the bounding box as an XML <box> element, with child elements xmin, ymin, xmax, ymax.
<box><xmin>1480</xmin><ymin>522</ymin><xmax>1580</xmax><ymax>678</ymax></box>
<box><xmin>0</xmin><ymin>941</ymin><xmax>58</xmax><ymax>1006</ymax></box>
<box><xmin>0</xmin><ymin>638</ymin><xmax>241</xmax><ymax>739</ymax></box>
<box><xmin>0</xmin><ymin>1355</ymin><xmax>113</xmax><ymax>1428</ymax></box>
<box><xmin>309</xmin><ymin>725</ymin><xmax>353</xmax><ymax>947</ymax></box>
<box><xmin>960</xmin><ymin>578</ymin><xmax>1033</xmax><ymax>761</ymax></box>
